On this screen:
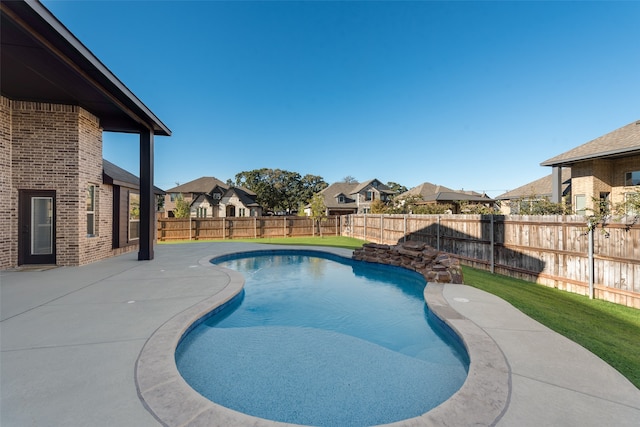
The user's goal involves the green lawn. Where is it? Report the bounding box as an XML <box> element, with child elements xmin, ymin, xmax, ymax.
<box><xmin>158</xmin><ymin>235</ymin><xmax>368</xmax><ymax>250</ymax></box>
<box><xmin>462</xmin><ymin>266</ymin><xmax>640</xmax><ymax>389</ymax></box>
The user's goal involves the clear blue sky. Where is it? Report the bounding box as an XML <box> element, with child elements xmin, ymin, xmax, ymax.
<box><xmin>43</xmin><ymin>0</ymin><xmax>640</xmax><ymax>197</ymax></box>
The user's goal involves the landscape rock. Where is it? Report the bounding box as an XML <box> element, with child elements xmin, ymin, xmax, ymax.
<box><xmin>352</xmin><ymin>241</ymin><xmax>464</xmax><ymax>284</ymax></box>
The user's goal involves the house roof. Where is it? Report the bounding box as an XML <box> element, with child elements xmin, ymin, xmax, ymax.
<box><xmin>351</xmin><ymin>179</ymin><xmax>395</xmax><ymax>195</ymax></box>
<box><xmin>318</xmin><ymin>182</ymin><xmax>359</xmax><ymax>209</ymax></box>
<box><xmin>541</xmin><ymin>120</ymin><xmax>640</xmax><ymax>167</ymax></box>
<box><xmin>165</xmin><ymin>177</ymin><xmax>228</xmax><ymax>194</ymax></box>
<box><xmin>224</xmin><ymin>187</ymin><xmax>260</xmax><ymax>207</ymax></box>
<box><xmin>400</xmin><ymin>182</ymin><xmax>456</xmax><ymax>199</ymax></box>
<box><xmin>102</xmin><ymin>159</ymin><xmax>164</xmax><ymax>194</ymax></box>
<box><xmin>1</xmin><ymin>0</ymin><xmax>170</xmax><ymax>136</ymax></box>
<box><xmin>496</xmin><ymin>169</ymin><xmax>572</xmax><ymax>200</ymax></box>
<box><xmin>423</xmin><ymin>191</ymin><xmax>494</xmax><ymax>203</ymax></box>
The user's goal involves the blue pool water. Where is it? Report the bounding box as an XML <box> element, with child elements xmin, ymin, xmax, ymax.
<box><xmin>175</xmin><ymin>251</ymin><xmax>469</xmax><ymax>426</ymax></box>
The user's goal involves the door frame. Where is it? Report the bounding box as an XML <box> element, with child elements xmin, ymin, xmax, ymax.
<box><xmin>18</xmin><ymin>190</ymin><xmax>56</xmax><ymax>265</ymax></box>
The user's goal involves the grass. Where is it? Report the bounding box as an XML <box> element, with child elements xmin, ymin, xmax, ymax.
<box><xmin>158</xmin><ymin>235</ymin><xmax>368</xmax><ymax>250</ymax></box>
<box><xmin>462</xmin><ymin>266</ymin><xmax>640</xmax><ymax>389</ymax></box>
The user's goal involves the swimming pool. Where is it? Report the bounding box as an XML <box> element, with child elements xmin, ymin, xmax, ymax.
<box><xmin>175</xmin><ymin>251</ymin><xmax>469</xmax><ymax>426</ymax></box>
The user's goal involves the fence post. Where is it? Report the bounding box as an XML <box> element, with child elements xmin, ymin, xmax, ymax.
<box><xmin>437</xmin><ymin>215</ymin><xmax>441</xmax><ymax>251</ymax></box>
<box><xmin>364</xmin><ymin>214</ymin><xmax>367</xmax><ymax>241</ymax></box>
<box><xmin>254</xmin><ymin>217</ymin><xmax>257</xmax><ymax>239</ymax></box>
<box><xmin>490</xmin><ymin>215</ymin><xmax>495</xmax><ymax>274</ymax></box>
<box><xmin>380</xmin><ymin>215</ymin><xmax>384</xmax><ymax>244</ymax></box>
<box><xmin>222</xmin><ymin>218</ymin><xmax>225</xmax><ymax>240</ymax></box>
<box><xmin>588</xmin><ymin>222</ymin><xmax>595</xmax><ymax>299</ymax></box>
<box><xmin>283</xmin><ymin>216</ymin><xmax>287</xmax><ymax>238</ymax></box>
<box><xmin>403</xmin><ymin>215</ymin><xmax>407</xmax><ymax>243</ymax></box>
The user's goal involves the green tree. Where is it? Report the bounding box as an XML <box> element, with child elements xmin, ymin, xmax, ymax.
<box><xmin>309</xmin><ymin>193</ymin><xmax>327</xmax><ymax>236</ymax></box>
<box><xmin>173</xmin><ymin>193</ymin><xmax>191</xmax><ymax>218</ymax></box>
<box><xmin>510</xmin><ymin>195</ymin><xmax>571</xmax><ymax>215</ymax></box>
<box><xmin>235</xmin><ymin>168</ymin><xmax>327</xmax><ymax>213</ymax></box>
<box><xmin>370</xmin><ymin>198</ymin><xmax>387</xmax><ymax>214</ymax></box>
<box><xmin>386</xmin><ymin>181</ymin><xmax>407</xmax><ymax>195</ymax></box>
<box><xmin>342</xmin><ymin>175</ymin><xmax>358</xmax><ymax>184</ymax></box>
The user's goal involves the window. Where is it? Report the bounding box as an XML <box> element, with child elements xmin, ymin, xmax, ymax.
<box><xmin>170</xmin><ymin>193</ymin><xmax>178</xmax><ymax>202</ymax></box>
<box><xmin>365</xmin><ymin>191</ymin><xmax>373</xmax><ymax>201</ymax></box>
<box><xmin>239</xmin><ymin>208</ymin><xmax>246</xmax><ymax>217</ymax></box>
<box><xmin>598</xmin><ymin>192</ymin><xmax>610</xmax><ymax>215</ymax></box>
<box><xmin>338</xmin><ymin>195</ymin><xmax>345</xmax><ymax>203</ymax></box>
<box><xmin>197</xmin><ymin>207</ymin><xmax>207</xmax><ymax>217</ymax></box>
<box><xmin>624</xmin><ymin>192</ymin><xmax>640</xmax><ymax>215</ymax></box>
<box><xmin>574</xmin><ymin>194</ymin><xmax>586</xmax><ymax>215</ymax></box>
<box><xmin>129</xmin><ymin>192</ymin><xmax>140</xmax><ymax>241</ymax></box>
<box><xmin>625</xmin><ymin>171</ymin><xmax>640</xmax><ymax>186</ymax></box>
<box><xmin>86</xmin><ymin>185</ymin><xmax>96</xmax><ymax>237</ymax></box>
<box><xmin>213</xmin><ymin>193</ymin><xmax>221</xmax><ymax>200</ymax></box>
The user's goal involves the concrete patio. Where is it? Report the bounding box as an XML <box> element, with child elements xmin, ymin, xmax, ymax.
<box><xmin>1</xmin><ymin>242</ymin><xmax>639</xmax><ymax>426</ymax></box>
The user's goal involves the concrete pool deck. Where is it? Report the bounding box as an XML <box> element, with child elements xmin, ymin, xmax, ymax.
<box><xmin>1</xmin><ymin>242</ymin><xmax>639</xmax><ymax>426</ymax></box>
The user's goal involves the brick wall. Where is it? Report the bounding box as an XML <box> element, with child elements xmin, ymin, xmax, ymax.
<box><xmin>1</xmin><ymin>97</ymin><xmax>135</xmax><ymax>268</ymax></box>
<box><xmin>570</xmin><ymin>157</ymin><xmax>640</xmax><ymax>213</ymax></box>
<box><xmin>0</xmin><ymin>97</ymin><xmax>12</xmax><ymax>269</ymax></box>
<box><xmin>611</xmin><ymin>155</ymin><xmax>640</xmax><ymax>205</ymax></box>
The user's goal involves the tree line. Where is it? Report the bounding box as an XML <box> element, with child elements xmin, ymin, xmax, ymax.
<box><xmin>231</xmin><ymin>168</ymin><xmax>329</xmax><ymax>214</ymax></box>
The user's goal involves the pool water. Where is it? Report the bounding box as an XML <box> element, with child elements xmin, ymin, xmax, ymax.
<box><xmin>175</xmin><ymin>251</ymin><xmax>468</xmax><ymax>427</ymax></box>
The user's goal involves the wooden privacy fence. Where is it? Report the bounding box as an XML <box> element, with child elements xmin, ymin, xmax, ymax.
<box><xmin>158</xmin><ymin>216</ymin><xmax>341</xmax><ymax>241</ymax></box>
<box><xmin>342</xmin><ymin>214</ymin><xmax>640</xmax><ymax>308</ymax></box>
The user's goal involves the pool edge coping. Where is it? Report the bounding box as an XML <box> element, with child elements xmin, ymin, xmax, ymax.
<box><xmin>135</xmin><ymin>248</ymin><xmax>510</xmax><ymax>427</ymax></box>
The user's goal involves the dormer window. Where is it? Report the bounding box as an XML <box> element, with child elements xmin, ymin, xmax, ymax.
<box><xmin>338</xmin><ymin>195</ymin><xmax>345</xmax><ymax>203</ymax></box>
<box><xmin>213</xmin><ymin>193</ymin><xmax>221</xmax><ymax>200</ymax></box>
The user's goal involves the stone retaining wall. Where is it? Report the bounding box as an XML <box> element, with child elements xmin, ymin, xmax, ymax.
<box><xmin>352</xmin><ymin>241</ymin><xmax>463</xmax><ymax>283</ymax></box>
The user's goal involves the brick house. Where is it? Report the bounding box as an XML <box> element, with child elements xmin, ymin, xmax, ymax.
<box><xmin>164</xmin><ymin>177</ymin><xmax>263</xmax><ymax>218</ymax></box>
<box><xmin>1</xmin><ymin>1</ymin><xmax>170</xmax><ymax>269</ymax></box>
<box><xmin>542</xmin><ymin>120</ymin><xmax>640</xmax><ymax>214</ymax></box>
<box><xmin>495</xmin><ymin>169</ymin><xmax>572</xmax><ymax>214</ymax></box>
<box><xmin>399</xmin><ymin>182</ymin><xmax>494</xmax><ymax>214</ymax></box>
<box><xmin>309</xmin><ymin>179</ymin><xmax>395</xmax><ymax>216</ymax></box>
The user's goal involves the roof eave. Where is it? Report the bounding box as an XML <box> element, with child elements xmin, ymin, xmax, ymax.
<box><xmin>541</xmin><ymin>147</ymin><xmax>640</xmax><ymax>167</ymax></box>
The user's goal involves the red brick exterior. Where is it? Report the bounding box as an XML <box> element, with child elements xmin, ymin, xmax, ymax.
<box><xmin>0</xmin><ymin>96</ymin><xmax>137</xmax><ymax>269</ymax></box>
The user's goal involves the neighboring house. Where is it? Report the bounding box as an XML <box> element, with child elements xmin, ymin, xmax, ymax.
<box><xmin>164</xmin><ymin>177</ymin><xmax>262</xmax><ymax>218</ymax></box>
<box><xmin>495</xmin><ymin>169</ymin><xmax>572</xmax><ymax>214</ymax></box>
<box><xmin>541</xmin><ymin>120</ymin><xmax>640</xmax><ymax>215</ymax></box>
<box><xmin>1</xmin><ymin>1</ymin><xmax>170</xmax><ymax>269</ymax></box>
<box><xmin>399</xmin><ymin>182</ymin><xmax>494</xmax><ymax>214</ymax></box>
<box><xmin>165</xmin><ymin>177</ymin><xmax>228</xmax><ymax>217</ymax></box>
<box><xmin>308</xmin><ymin>179</ymin><xmax>395</xmax><ymax>216</ymax></box>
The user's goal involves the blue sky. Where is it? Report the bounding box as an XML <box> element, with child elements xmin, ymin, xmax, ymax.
<box><xmin>43</xmin><ymin>0</ymin><xmax>640</xmax><ymax>197</ymax></box>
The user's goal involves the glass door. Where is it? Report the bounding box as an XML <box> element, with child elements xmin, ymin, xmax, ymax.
<box><xmin>19</xmin><ymin>190</ymin><xmax>56</xmax><ymax>265</ymax></box>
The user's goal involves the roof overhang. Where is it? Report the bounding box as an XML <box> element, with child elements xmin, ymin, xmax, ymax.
<box><xmin>540</xmin><ymin>147</ymin><xmax>640</xmax><ymax>167</ymax></box>
<box><xmin>1</xmin><ymin>0</ymin><xmax>171</xmax><ymax>136</ymax></box>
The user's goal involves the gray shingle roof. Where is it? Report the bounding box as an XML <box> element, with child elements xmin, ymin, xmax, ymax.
<box><xmin>102</xmin><ymin>159</ymin><xmax>164</xmax><ymax>194</ymax></box>
<box><xmin>165</xmin><ymin>177</ymin><xmax>228</xmax><ymax>194</ymax></box>
<box><xmin>541</xmin><ymin>120</ymin><xmax>640</xmax><ymax>166</ymax></box>
<box><xmin>425</xmin><ymin>192</ymin><xmax>494</xmax><ymax>202</ymax></box>
<box><xmin>320</xmin><ymin>182</ymin><xmax>359</xmax><ymax>208</ymax></box>
<box><xmin>400</xmin><ymin>182</ymin><xmax>456</xmax><ymax>199</ymax></box>
<box><xmin>496</xmin><ymin>168</ymin><xmax>572</xmax><ymax>200</ymax></box>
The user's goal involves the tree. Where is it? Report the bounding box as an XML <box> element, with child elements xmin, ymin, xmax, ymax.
<box><xmin>370</xmin><ymin>199</ymin><xmax>387</xmax><ymax>214</ymax></box>
<box><xmin>386</xmin><ymin>181</ymin><xmax>407</xmax><ymax>195</ymax></box>
<box><xmin>235</xmin><ymin>168</ymin><xmax>328</xmax><ymax>214</ymax></box>
<box><xmin>309</xmin><ymin>193</ymin><xmax>327</xmax><ymax>236</ymax></box>
<box><xmin>342</xmin><ymin>175</ymin><xmax>358</xmax><ymax>184</ymax></box>
<box><xmin>173</xmin><ymin>193</ymin><xmax>191</xmax><ymax>218</ymax></box>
